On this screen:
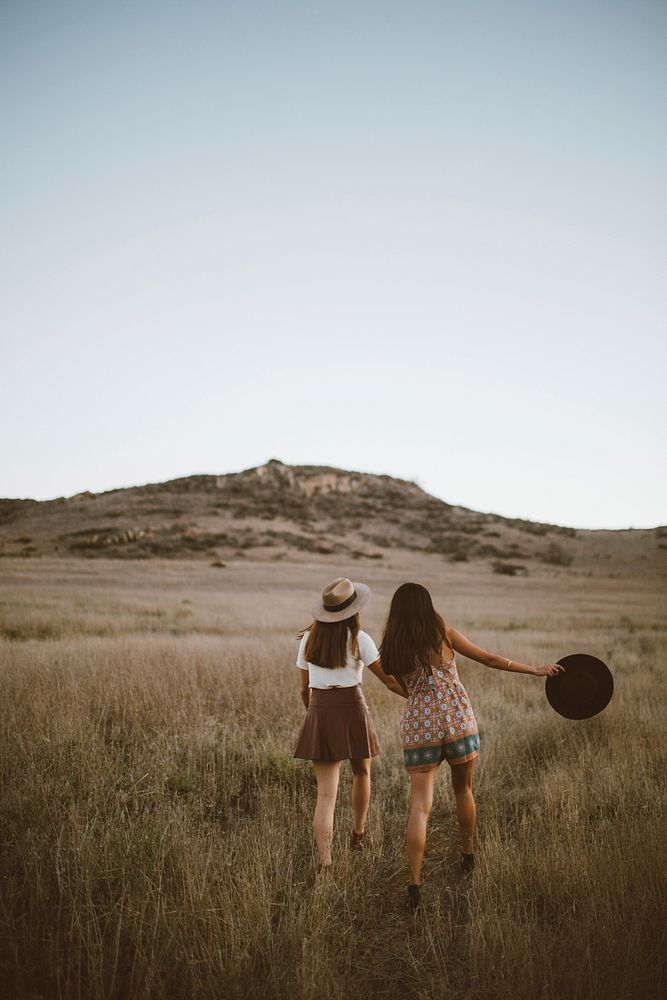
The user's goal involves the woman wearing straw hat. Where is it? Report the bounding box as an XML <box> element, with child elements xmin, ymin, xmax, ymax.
<box><xmin>294</xmin><ymin>577</ymin><xmax>404</xmax><ymax>872</ymax></box>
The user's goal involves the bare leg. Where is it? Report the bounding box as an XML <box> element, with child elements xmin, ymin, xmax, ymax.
<box><xmin>449</xmin><ymin>757</ymin><xmax>477</xmax><ymax>853</ymax></box>
<box><xmin>312</xmin><ymin>760</ymin><xmax>341</xmax><ymax>866</ymax></box>
<box><xmin>349</xmin><ymin>757</ymin><xmax>371</xmax><ymax>835</ymax></box>
<box><xmin>405</xmin><ymin>766</ymin><xmax>438</xmax><ymax>885</ymax></box>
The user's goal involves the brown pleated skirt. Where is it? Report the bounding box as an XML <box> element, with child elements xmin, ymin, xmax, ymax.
<box><xmin>294</xmin><ymin>684</ymin><xmax>382</xmax><ymax>762</ymax></box>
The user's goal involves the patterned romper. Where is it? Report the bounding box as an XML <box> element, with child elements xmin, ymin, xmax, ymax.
<box><xmin>402</xmin><ymin>646</ymin><xmax>481</xmax><ymax>769</ymax></box>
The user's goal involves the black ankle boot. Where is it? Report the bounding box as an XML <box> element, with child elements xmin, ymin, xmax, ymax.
<box><xmin>406</xmin><ymin>883</ymin><xmax>422</xmax><ymax>911</ymax></box>
<box><xmin>460</xmin><ymin>852</ymin><xmax>475</xmax><ymax>875</ymax></box>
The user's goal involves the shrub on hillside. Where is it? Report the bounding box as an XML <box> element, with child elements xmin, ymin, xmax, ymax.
<box><xmin>540</xmin><ymin>542</ymin><xmax>573</xmax><ymax>566</ymax></box>
<box><xmin>492</xmin><ymin>561</ymin><xmax>528</xmax><ymax>576</ymax></box>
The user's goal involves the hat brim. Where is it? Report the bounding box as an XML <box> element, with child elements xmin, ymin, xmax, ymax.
<box><xmin>311</xmin><ymin>582</ymin><xmax>371</xmax><ymax>622</ymax></box>
<box><xmin>545</xmin><ymin>653</ymin><xmax>614</xmax><ymax>719</ymax></box>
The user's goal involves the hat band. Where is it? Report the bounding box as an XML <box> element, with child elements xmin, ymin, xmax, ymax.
<box><xmin>323</xmin><ymin>590</ymin><xmax>357</xmax><ymax>613</ymax></box>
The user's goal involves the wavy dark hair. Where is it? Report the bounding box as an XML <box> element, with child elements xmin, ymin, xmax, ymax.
<box><xmin>379</xmin><ymin>583</ymin><xmax>447</xmax><ymax>677</ymax></box>
<box><xmin>297</xmin><ymin>613</ymin><xmax>360</xmax><ymax>669</ymax></box>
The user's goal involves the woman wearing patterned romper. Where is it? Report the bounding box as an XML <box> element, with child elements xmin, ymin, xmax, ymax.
<box><xmin>380</xmin><ymin>582</ymin><xmax>564</xmax><ymax>910</ymax></box>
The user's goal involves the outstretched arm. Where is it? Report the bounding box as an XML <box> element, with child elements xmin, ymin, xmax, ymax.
<box><xmin>447</xmin><ymin>627</ymin><xmax>565</xmax><ymax>678</ymax></box>
<box><xmin>366</xmin><ymin>659</ymin><xmax>409</xmax><ymax>697</ymax></box>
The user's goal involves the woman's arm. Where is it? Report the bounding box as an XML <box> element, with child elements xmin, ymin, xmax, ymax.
<box><xmin>366</xmin><ymin>659</ymin><xmax>409</xmax><ymax>697</ymax></box>
<box><xmin>299</xmin><ymin>668</ymin><xmax>311</xmax><ymax>709</ymax></box>
<box><xmin>447</xmin><ymin>627</ymin><xmax>565</xmax><ymax>678</ymax></box>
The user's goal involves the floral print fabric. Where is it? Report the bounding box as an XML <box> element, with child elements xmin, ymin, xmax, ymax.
<box><xmin>401</xmin><ymin>652</ymin><xmax>480</xmax><ymax>768</ymax></box>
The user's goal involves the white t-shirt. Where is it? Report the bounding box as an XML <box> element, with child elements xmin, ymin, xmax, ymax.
<box><xmin>296</xmin><ymin>629</ymin><xmax>380</xmax><ymax>689</ymax></box>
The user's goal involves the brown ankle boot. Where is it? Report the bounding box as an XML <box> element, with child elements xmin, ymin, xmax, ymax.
<box><xmin>350</xmin><ymin>829</ymin><xmax>367</xmax><ymax>850</ymax></box>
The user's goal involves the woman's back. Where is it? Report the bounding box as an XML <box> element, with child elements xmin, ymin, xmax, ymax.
<box><xmin>297</xmin><ymin>628</ymin><xmax>379</xmax><ymax>689</ymax></box>
<box><xmin>401</xmin><ymin>637</ymin><xmax>457</xmax><ymax>695</ymax></box>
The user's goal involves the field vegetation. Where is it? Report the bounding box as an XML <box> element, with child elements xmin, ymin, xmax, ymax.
<box><xmin>0</xmin><ymin>555</ymin><xmax>665</xmax><ymax>999</ymax></box>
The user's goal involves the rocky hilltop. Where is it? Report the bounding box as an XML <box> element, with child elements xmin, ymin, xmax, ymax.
<box><xmin>0</xmin><ymin>460</ymin><xmax>663</xmax><ymax>576</ymax></box>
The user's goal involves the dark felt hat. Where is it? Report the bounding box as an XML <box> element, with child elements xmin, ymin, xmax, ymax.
<box><xmin>545</xmin><ymin>653</ymin><xmax>614</xmax><ymax>719</ymax></box>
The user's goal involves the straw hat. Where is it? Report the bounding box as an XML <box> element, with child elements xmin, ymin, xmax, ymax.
<box><xmin>311</xmin><ymin>577</ymin><xmax>371</xmax><ymax>623</ymax></box>
<box><xmin>545</xmin><ymin>653</ymin><xmax>614</xmax><ymax>719</ymax></box>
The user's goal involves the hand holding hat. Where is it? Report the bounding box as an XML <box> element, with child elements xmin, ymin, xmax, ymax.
<box><xmin>533</xmin><ymin>662</ymin><xmax>567</xmax><ymax>678</ymax></box>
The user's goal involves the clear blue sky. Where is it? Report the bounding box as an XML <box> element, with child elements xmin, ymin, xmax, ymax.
<box><xmin>1</xmin><ymin>0</ymin><xmax>665</xmax><ymax>529</ymax></box>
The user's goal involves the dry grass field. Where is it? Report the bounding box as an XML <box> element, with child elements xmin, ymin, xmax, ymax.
<box><xmin>1</xmin><ymin>553</ymin><xmax>665</xmax><ymax>999</ymax></box>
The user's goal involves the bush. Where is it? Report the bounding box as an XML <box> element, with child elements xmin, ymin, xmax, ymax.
<box><xmin>492</xmin><ymin>561</ymin><xmax>527</xmax><ymax>576</ymax></box>
<box><xmin>540</xmin><ymin>542</ymin><xmax>573</xmax><ymax>566</ymax></box>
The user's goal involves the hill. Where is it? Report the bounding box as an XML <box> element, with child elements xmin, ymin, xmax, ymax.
<box><xmin>0</xmin><ymin>459</ymin><xmax>664</xmax><ymax>577</ymax></box>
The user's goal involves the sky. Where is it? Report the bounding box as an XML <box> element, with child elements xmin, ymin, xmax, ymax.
<box><xmin>1</xmin><ymin>0</ymin><xmax>665</xmax><ymax>529</ymax></box>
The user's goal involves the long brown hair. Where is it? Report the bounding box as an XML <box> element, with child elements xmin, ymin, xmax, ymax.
<box><xmin>379</xmin><ymin>583</ymin><xmax>447</xmax><ymax>677</ymax></box>
<box><xmin>297</xmin><ymin>613</ymin><xmax>361</xmax><ymax>669</ymax></box>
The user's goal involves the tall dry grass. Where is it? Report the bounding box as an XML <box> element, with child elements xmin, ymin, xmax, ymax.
<box><xmin>0</xmin><ymin>558</ymin><xmax>665</xmax><ymax>999</ymax></box>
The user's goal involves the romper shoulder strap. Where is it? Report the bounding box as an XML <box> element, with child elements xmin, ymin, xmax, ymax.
<box><xmin>442</xmin><ymin>625</ymin><xmax>454</xmax><ymax>661</ymax></box>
